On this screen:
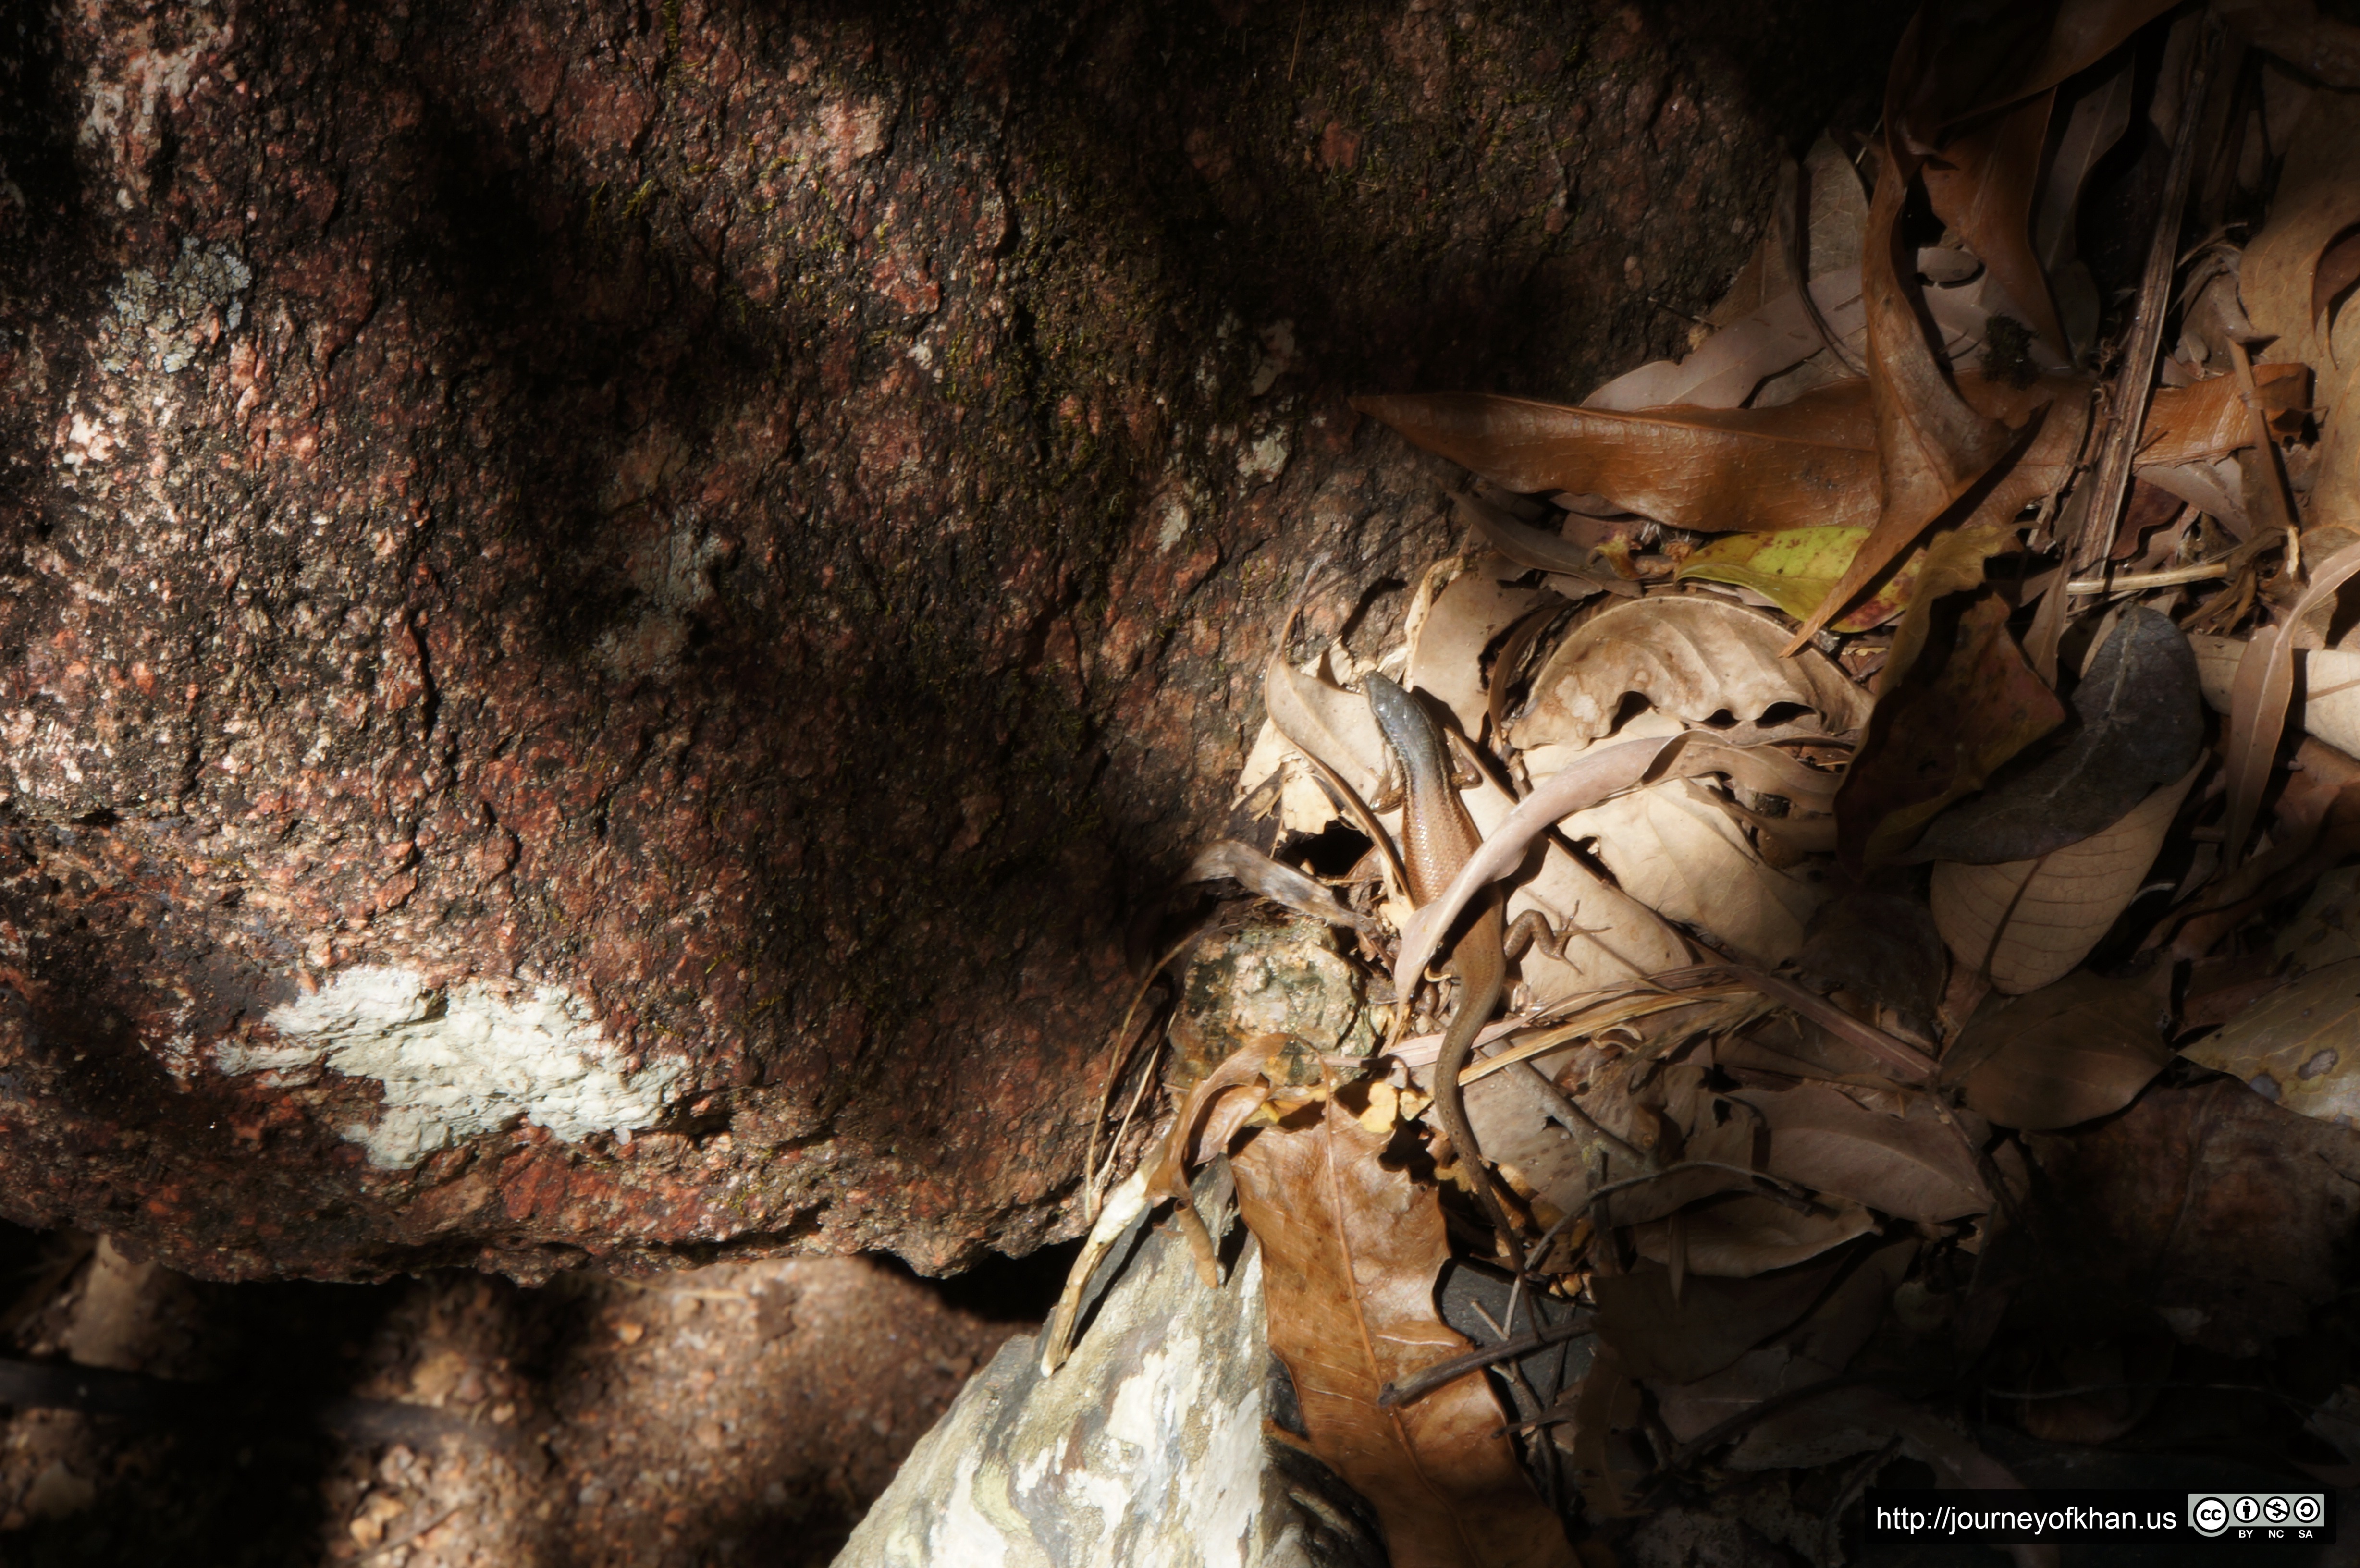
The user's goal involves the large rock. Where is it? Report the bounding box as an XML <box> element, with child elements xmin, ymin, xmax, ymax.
<box><xmin>835</xmin><ymin>1175</ymin><xmax>1384</xmax><ymax>1568</ymax></box>
<box><xmin>0</xmin><ymin>0</ymin><xmax>1903</xmax><ymax>1278</ymax></box>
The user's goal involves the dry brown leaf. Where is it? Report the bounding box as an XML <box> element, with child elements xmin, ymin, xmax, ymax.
<box><xmin>1908</xmin><ymin>605</ymin><xmax>2203</xmax><ymax>864</ymax></box>
<box><xmin>1354</xmin><ymin>382</ymin><xmax>1887</xmax><ymax>535</ymax></box>
<box><xmin>1173</xmin><ymin>841</ymin><xmax>1377</xmax><ymax>938</ymax></box>
<box><xmin>1931</xmin><ymin>760</ymin><xmax>2201</xmax><ymax>993</ymax></box>
<box><xmin>1652</xmin><ymin>1240</ymin><xmax>1917</xmax><ymax>1470</ymax></box>
<box><xmin>2020</xmin><ymin>1075</ymin><xmax>2360</xmax><ymax>1357</ymax></box>
<box><xmin>1940</xmin><ymin>970</ymin><xmax>2171</xmax><ymax>1130</ymax></box>
<box><xmin>1358</xmin><ymin>370</ymin><xmax>2281</xmax><ymax>548</ymax></box>
<box><xmin>1513</xmin><ymin>597</ymin><xmax>1868</xmax><ymax>752</ymax></box>
<box><xmin>1557</xmin><ymin>778</ymin><xmax>1825</xmax><ymax>967</ymax></box>
<box><xmin>2035</xmin><ymin>61</ymin><xmax>2135</xmax><ymax>354</ymax></box>
<box><xmin>1229</xmin><ymin>1097</ymin><xmax>1577</xmax><ymax>1568</ymax></box>
<box><xmin>1627</xmin><ymin>1192</ymin><xmax>1876</xmax><ymax>1278</ymax></box>
<box><xmin>1590</xmin><ymin>1257</ymin><xmax>1852</xmax><ymax>1384</ymax></box>
<box><xmin>1407</xmin><ymin>561</ymin><xmax>1546</xmax><ymax>740</ymax></box>
<box><xmin>1733</xmin><ymin>1082</ymin><xmax>1988</xmax><ymax>1222</ymax></box>
<box><xmin>1787</xmin><ymin>126</ymin><xmax>2023</xmax><ymax>647</ymax></box>
<box><xmin>2182</xmin><ymin>958</ymin><xmax>2360</xmax><ymax>1131</ymax></box>
<box><xmin>1902</xmin><ymin>0</ymin><xmax>2178</xmax><ymax>132</ymax></box>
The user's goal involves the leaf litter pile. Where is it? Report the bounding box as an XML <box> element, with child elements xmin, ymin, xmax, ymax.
<box><xmin>1060</xmin><ymin>5</ymin><xmax>2360</xmax><ymax>1564</ymax></box>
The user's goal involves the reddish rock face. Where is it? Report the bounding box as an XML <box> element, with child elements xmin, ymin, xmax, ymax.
<box><xmin>0</xmin><ymin>0</ymin><xmax>1896</xmax><ymax>1280</ymax></box>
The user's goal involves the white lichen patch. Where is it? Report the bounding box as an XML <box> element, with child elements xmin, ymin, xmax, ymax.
<box><xmin>219</xmin><ymin>967</ymin><xmax>683</xmax><ymax>1169</ymax></box>
<box><xmin>101</xmin><ymin>239</ymin><xmax>253</xmax><ymax>375</ymax></box>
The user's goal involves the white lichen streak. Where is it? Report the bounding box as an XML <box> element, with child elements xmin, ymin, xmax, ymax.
<box><xmin>218</xmin><ymin>966</ymin><xmax>684</xmax><ymax>1169</ymax></box>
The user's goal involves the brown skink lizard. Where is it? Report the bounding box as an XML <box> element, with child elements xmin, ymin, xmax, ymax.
<box><xmin>1364</xmin><ymin>672</ymin><xmax>1526</xmax><ymax>1267</ymax></box>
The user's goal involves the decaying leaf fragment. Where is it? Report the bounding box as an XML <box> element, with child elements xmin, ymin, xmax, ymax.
<box><xmin>1940</xmin><ymin>970</ymin><xmax>2171</xmax><ymax>1130</ymax></box>
<box><xmin>1229</xmin><ymin>1095</ymin><xmax>1578</xmax><ymax>1568</ymax></box>
<box><xmin>1931</xmin><ymin>760</ymin><xmax>2202</xmax><ymax>994</ymax></box>
<box><xmin>2182</xmin><ymin>958</ymin><xmax>2360</xmax><ymax>1131</ymax></box>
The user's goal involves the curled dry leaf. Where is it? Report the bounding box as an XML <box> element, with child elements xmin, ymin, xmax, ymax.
<box><xmin>1513</xmin><ymin>597</ymin><xmax>1868</xmax><ymax>753</ymax></box>
<box><xmin>1909</xmin><ymin>605</ymin><xmax>2203</xmax><ymax>864</ymax></box>
<box><xmin>1931</xmin><ymin>760</ymin><xmax>2202</xmax><ymax>994</ymax></box>
<box><xmin>1557</xmin><ymin>777</ymin><xmax>1825</xmax><ymax>967</ymax></box>
<box><xmin>1229</xmin><ymin>1095</ymin><xmax>1578</xmax><ymax>1568</ymax></box>
<box><xmin>1627</xmin><ymin>1192</ymin><xmax>1876</xmax><ymax>1278</ymax></box>
<box><xmin>1262</xmin><ymin>635</ymin><xmax>1388</xmax><ymax>805</ymax></box>
<box><xmin>1406</xmin><ymin>559</ymin><xmax>1547</xmax><ymax>739</ymax></box>
<box><xmin>1939</xmin><ymin>970</ymin><xmax>2171</xmax><ymax>1131</ymax></box>
<box><xmin>2182</xmin><ymin>958</ymin><xmax>2360</xmax><ymax>1131</ymax></box>
<box><xmin>1733</xmin><ymin>1082</ymin><xmax>1989</xmax><ymax>1223</ymax></box>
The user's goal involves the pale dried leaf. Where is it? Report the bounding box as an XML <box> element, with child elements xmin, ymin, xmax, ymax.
<box><xmin>1931</xmin><ymin>762</ymin><xmax>2201</xmax><ymax>993</ymax></box>
<box><xmin>1940</xmin><ymin>971</ymin><xmax>2171</xmax><ymax>1131</ymax></box>
<box><xmin>1262</xmin><ymin>641</ymin><xmax>1388</xmax><ymax>805</ymax></box>
<box><xmin>2224</xmin><ymin>540</ymin><xmax>2360</xmax><ymax>865</ymax></box>
<box><xmin>1733</xmin><ymin>1083</ymin><xmax>1988</xmax><ymax>1222</ymax></box>
<box><xmin>1230</xmin><ymin>1099</ymin><xmax>1578</xmax><ymax>1568</ymax></box>
<box><xmin>1513</xmin><ymin>597</ymin><xmax>1868</xmax><ymax>751</ymax></box>
<box><xmin>1407</xmin><ymin>562</ymin><xmax>1546</xmax><ymax>738</ymax></box>
<box><xmin>1558</xmin><ymin>778</ymin><xmax>1826</xmax><ymax>967</ymax></box>
<box><xmin>2182</xmin><ymin>958</ymin><xmax>2360</xmax><ymax>1132</ymax></box>
<box><xmin>1461</xmin><ymin>777</ymin><xmax>1696</xmax><ymax>1007</ymax></box>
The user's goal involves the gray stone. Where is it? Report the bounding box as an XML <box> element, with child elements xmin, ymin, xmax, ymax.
<box><xmin>835</xmin><ymin>1182</ymin><xmax>1385</xmax><ymax>1568</ymax></box>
